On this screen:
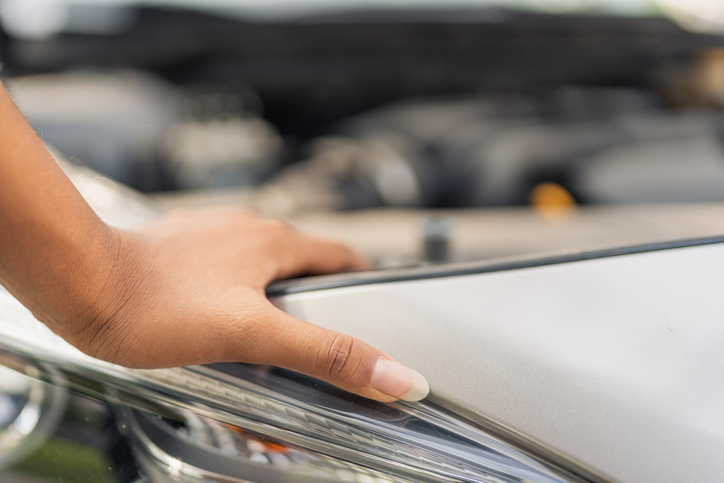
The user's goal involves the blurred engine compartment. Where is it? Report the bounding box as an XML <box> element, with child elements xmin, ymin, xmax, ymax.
<box><xmin>10</xmin><ymin>69</ymin><xmax>724</xmax><ymax>213</ymax></box>
<box><xmin>2</xmin><ymin>6</ymin><xmax>724</xmax><ymax>209</ymax></box>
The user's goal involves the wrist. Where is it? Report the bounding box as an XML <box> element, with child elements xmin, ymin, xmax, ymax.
<box><xmin>65</xmin><ymin>225</ymin><xmax>156</xmax><ymax>356</ymax></box>
<box><xmin>31</xmin><ymin>222</ymin><xmax>140</xmax><ymax>352</ymax></box>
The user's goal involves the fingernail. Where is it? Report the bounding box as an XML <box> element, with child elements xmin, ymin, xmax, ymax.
<box><xmin>370</xmin><ymin>358</ymin><xmax>430</xmax><ymax>402</ymax></box>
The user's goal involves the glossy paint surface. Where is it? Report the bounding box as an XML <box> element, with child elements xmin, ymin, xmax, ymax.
<box><xmin>273</xmin><ymin>242</ymin><xmax>724</xmax><ymax>483</ymax></box>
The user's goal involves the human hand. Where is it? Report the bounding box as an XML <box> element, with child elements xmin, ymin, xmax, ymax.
<box><xmin>0</xmin><ymin>85</ymin><xmax>428</xmax><ymax>403</ymax></box>
<box><xmin>51</xmin><ymin>209</ymin><xmax>429</xmax><ymax>402</ymax></box>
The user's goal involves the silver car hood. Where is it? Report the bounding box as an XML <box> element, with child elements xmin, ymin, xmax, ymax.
<box><xmin>271</xmin><ymin>242</ymin><xmax>724</xmax><ymax>483</ymax></box>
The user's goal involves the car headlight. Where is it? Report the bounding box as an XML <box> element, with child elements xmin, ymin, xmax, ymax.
<box><xmin>0</xmin><ymin>285</ymin><xmax>578</xmax><ymax>483</ymax></box>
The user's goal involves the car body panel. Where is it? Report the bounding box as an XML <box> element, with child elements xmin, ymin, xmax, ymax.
<box><xmin>272</xmin><ymin>242</ymin><xmax>724</xmax><ymax>483</ymax></box>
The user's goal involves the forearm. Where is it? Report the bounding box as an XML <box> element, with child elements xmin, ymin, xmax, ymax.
<box><xmin>0</xmin><ymin>84</ymin><xmax>120</xmax><ymax>339</ymax></box>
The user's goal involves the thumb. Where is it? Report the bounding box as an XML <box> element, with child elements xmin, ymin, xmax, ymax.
<box><xmin>248</xmin><ymin>303</ymin><xmax>430</xmax><ymax>403</ymax></box>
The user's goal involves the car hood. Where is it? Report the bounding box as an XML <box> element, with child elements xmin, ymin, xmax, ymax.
<box><xmin>271</xmin><ymin>242</ymin><xmax>724</xmax><ymax>483</ymax></box>
<box><xmin>41</xmin><ymin>157</ymin><xmax>724</xmax><ymax>483</ymax></box>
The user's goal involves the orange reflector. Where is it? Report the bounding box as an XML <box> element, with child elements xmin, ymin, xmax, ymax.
<box><xmin>225</xmin><ymin>424</ymin><xmax>290</xmax><ymax>453</ymax></box>
<box><xmin>529</xmin><ymin>182</ymin><xmax>576</xmax><ymax>221</ymax></box>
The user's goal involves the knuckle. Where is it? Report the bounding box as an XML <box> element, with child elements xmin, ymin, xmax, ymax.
<box><xmin>316</xmin><ymin>333</ymin><xmax>361</xmax><ymax>383</ymax></box>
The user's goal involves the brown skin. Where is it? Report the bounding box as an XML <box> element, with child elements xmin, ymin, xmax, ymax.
<box><xmin>0</xmin><ymin>84</ymin><xmax>410</xmax><ymax>402</ymax></box>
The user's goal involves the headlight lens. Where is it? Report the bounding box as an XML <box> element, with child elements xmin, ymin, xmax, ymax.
<box><xmin>0</xmin><ymin>285</ymin><xmax>578</xmax><ymax>483</ymax></box>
